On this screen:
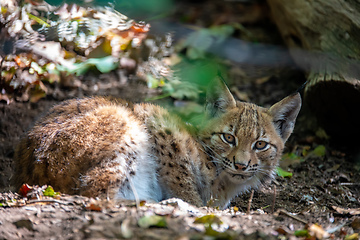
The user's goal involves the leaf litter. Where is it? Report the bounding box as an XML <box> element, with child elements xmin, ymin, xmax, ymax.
<box><xmin>0</xmin><ymin>0</ymin><xmax>174</xmax><ymax>103</ymax></box>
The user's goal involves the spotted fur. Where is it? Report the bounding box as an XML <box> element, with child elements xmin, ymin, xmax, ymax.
<box><xmin>14</xmin><ymin>77</ymin><xmax>301</xmax><ymax>209</ymax></box>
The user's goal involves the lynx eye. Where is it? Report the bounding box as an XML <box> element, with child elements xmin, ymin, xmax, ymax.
<box><xmin>254</xmin><ymin>141</ymin><xmax>268</xmax><ymax>150</ymax></box>
<box><xmin>221</xmin><ymin>133</ymin><xmax>236</xmax><ymax>145</ymax></box>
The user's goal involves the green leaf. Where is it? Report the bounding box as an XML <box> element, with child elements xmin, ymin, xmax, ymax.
<box><xmin>146</xmin><ymin>75</ymin><xmax>165</xmax><ymax>89</ymax></box>
<box><xmin>43</xmin><ymin>186</ymin><xmax>59</xmax><ymax>197</ymax></box>
<box><xmin>194</xmin><ymin>214</ymin><xmax>222</xmax><ymax>226</ymax></box>
<box><xmin>30</xmin><ymin>62</ymin><xmax>45</xmax><ymax>74</ymax></box>
<box><xmin>312</xmin><ymin>145</ymin><xmax>326</xmax><ymax>157</ymax></box>
<box><xmin>294</xmin><ymin>229</ymin><xmax>309</xmax><ymax>237</ymax></box>
<box><xmin>138</xmin><ymin>215</ymin><xmax>167</xmax><ymax>228</ymax></box>
<box><xmin>194</xmin><ymin>215</ymin><xmax>234</xmax><ymax>238</ymax></box>
<box><xmin>87</xmin><ymin>56</ymin><xmax>119</xmax><ymax>73</ymax></box>
<box><xmin>162</xmin><ymin>80</ymin><xmax>200</xmax><ymax>100</ymax></box>
<box><xmin>58</xmin><ymin>56</ymin><xmax>118</xmax><ymax>76</ymax></box>
<box><xmin>181</xmin><ymin>25</ymin><xmax>234</xmax><ymax>59</ymax></box>
<box><xmin>281</xmin><ymin>152</ymin><xmax>300</xmax><ymax>161</ymax></box>
<box><xmin>27</xmin><ymin>13</ymin><xmax>50</xmax><ymax>27</ymax></box>
<box><xmin>344</xmin><ymin>233</ymin><xmax>359</xmax><ymax>240</ymax></box>
<box><xmin>276</xmin><ymin>167</ymin><xmax>293</xmax><ymax>178</ymax></box>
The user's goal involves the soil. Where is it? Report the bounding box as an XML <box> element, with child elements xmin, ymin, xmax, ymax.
<box><xmin>1</xmin><ymin>72</ymin><xmax>360</xmax><ymax>239</ymax></box>
<box><xmin>1</xmin><ymin>1</ymin><xmax>360</xmax><ymax>239</ymax></box>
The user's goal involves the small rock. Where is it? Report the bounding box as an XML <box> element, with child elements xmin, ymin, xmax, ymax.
<box><xmin>13</xmin><ymin>219</ymin><xmax>35</xmax><ymax>231</ymax></box>
<box><xmin>351</xmin><ymin>217</ymin><xmax>360</xmax><ymax>230</ymax></box>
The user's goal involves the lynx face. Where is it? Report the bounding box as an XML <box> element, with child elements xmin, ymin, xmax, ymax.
<box><xmin>199</xmin><ymin>103</ymin><xmax>285</xmax><ymax>186</ymax></box>
<box><xmin>199</xmin><ymin>77</ymin><xmax>301</xmax><ymax>200</ymax></box>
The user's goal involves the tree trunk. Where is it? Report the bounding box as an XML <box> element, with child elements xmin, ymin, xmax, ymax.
<box><xmin>267</xmin><ymin>0</ymin><xmax>360</xmax><ymax>149</ymax></box>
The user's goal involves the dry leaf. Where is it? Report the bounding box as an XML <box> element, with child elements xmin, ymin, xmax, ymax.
<box><xmin>333</xmin><ymin>206</ymin><xmax>360</xmax><ymax>215</ymax></box>
<box><xmin>345</xmin><ymin>233</ymin><xmax>359</xmax><ymax>240</ymax></box>
<box><xmin>19</xmin><ymin>184</ymin><xmax>33</xmax><ymax>197</ymax></box>
<box><xmin>308</xmin><ymin>224</ymin><xmax>330</xmax><ymax>239</ymax></box>
<box><xmin>86</xmin><ymin>203</ymin><xmax>102</xmax><ymax>212</ymax></box>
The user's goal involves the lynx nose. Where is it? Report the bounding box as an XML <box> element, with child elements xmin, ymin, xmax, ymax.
<box><xmin>234</xmin><ymin>163</ymin><xmax>247</xmax><ymax>171</ymax></box>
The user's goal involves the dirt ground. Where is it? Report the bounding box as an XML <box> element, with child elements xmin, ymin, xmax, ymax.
<box><xmin>1</xmin><ymin>71</ymin><xmax>360</xmax><ymax>239</ymax></box>
<box><xmin>1</xmin><ymin>0</ymin><xmax>360</xmax><ymax>239</ymax></box>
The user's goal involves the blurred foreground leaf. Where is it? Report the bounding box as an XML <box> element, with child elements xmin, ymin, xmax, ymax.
<box><xmin>294</xmin><ymin>229</ymin><xmax>309</xmax><ymax>237</ymax></box>
<box><xmin>194</xmin><ymin>214</ymin><xmax>222</xmax><ymax>225</ymax></box>
<box><xmin>194</xmin><ymin>215</ymin><xmax>234</xmax><ymax>238</ymax></box>
<box><xmin>58</xmin><ymin>56</ymin><xmax>119</xmax><ymax>76</ymax></box>
<box><xmin>138</xmin><ymin>215</ymin><xmax>167</xmax><ymax>228</ymax></box>
<box><xmin>179</xmin><ymin>25</ymin><xmax>234</xmax><ymax>60</ymax></box>
<box><xmin>163</xmin><ymin>80</ymin><xmax>200</xmax><ymax>100</ymax></box>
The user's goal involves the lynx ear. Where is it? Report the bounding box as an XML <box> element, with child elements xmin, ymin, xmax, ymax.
<box><xmin>269</xmin><ymin>93</ymin><xmax>302</xmax><ymax>142</ymax></box>
<box><xmin>205</xmin><ymin>76</ymin><xmax>237</xmax><ymax>117</ymax></box>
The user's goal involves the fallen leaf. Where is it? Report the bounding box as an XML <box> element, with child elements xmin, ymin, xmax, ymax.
<box><xmin>233</xmin><ymin>206</ymin><xmax>239</xmax><ymax>213</ymax></box>
<box><xmin>255</xmin><ymin>76</ymin><xmax>271</xmax><ymax>85</ymax></box>
<box><xmin>280</xmin><ymin>152</ymin><xmax>303</xmax><ymax>169</ymax></box>
<box><xmin>308</xmin><ymin>224</ymin><xmax>330</xmax><ymax>239</ymax></box>
<box><xmin>58</xmin><ymin>56</ymin><xmax>119</xmax><ymax>76</ymax></box>
<box><xmin>19</xmin><ymin>184</ymin><xmax>33</xmax><ymax>197</ymax></box>
<box><xmin>312</xmin><ymin>145</ymin><xmax>326</xmax><ymax>157</ymax></box>
<box><xmin>85</xmin><ymin>203</ymin><xmax>102</xmax><ymax>212</ymax></box>
<box><xmin>294</xmin><ymin>229</ymin><xmax>309</xmax><ymax>237</ymax></box>
<box><xmin>42</xmin><ymin>185</ymin><xmax>60</xmax><ymax>197</ymax></box>
<box><xmin>29</xmin><ymin>83</ymin><xmax>47</xmax><ymax>103</ymax></box>
<box><xmin>332</xmin><ymin>206</ymin><xmax>360</xmax><ymax>215</ymax></box>
<box><xmin>194</xmin><ymin>214</ymin><xmax>223</xmax><ymax>225</ymax></box>
<box><xmin>194</xmin><ymin>214</ymin><xmax>230</xmax><ymax>238</ymax></box>
<box><xmin>162</xmin><ymin>80</ymin><xmax>200</xmax><ymax>100</ymax></box>
<box><xmin>120</xmin><ymin>218</ymin><xmax>133</xmax><ymax>238</ymax></box>
<box><xmin>276</xmin><ymin>227</ymin><xmax>289</xmax><ymax>235</ymax></box>
<box><xmin>326</xmin><ymin>164</ymin><xmax>341</xmax><ymax>172</ymax></box>
<box><xmin>345</xmin><ymin>233</ymin><xmax>359</xmax><ymax>240</ymax></box>
<box><xmin>138</xmin><ymin>215</ymin><xmax>167</xmax><ymax>228</ymax></box>
<box><xmin>181</xmin><ymin>25</ymin><xmax>234</xmax><ymax>60</ymax></box>
<box><xmin>43</xmin><ymin>186</ymin><xmax>55</xmax><ymax>197</ymax></box>
<box><xmin>276</xmin><ymin>167</ymin><xmax>293</xmax><ymax>178</ymax></box>
<box><xmin>301</xmin><ymin>145</ymin><xmax>311</xmax><ymax>156</ymax></box>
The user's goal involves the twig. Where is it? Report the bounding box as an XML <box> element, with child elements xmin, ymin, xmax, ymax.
<box><xmin>247</xmin><ymin>189</ymin><xmax>254</xmax><ymax>214</ymax></box>
<box><xmin>275</xmin><ymin>209</ymin><xmax>308</xmax><ymax>224</ymax></box>
<box><xmin>271</xmin><ymin>185</ymin><xmax>276</xmax><ymax>213</ymax></box>
<box><xmin>340</xmin><ymin>183</ymin><xmax>360</xmax><ymax>186</ymax></box>
<box><xmin>27</xmin><ymin>199</ymin><xmax>72</xmax><ymax>205</ymax></box>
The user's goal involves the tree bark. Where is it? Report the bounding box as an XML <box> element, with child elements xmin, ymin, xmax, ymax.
<box><xmin>267</xmin><ymin>0</ymin><xmax>360</xmax><ymax>148</ymax></box>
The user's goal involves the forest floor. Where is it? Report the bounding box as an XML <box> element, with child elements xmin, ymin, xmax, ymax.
<box><xmin>1</xmin><ymin>0</ymin><xmax>360</xmax><ymax>239</ymax></box>
<box><xmin>1</xmin><ymin>70</ymin><xmax>360</xmax><ymax>240</ymax></box>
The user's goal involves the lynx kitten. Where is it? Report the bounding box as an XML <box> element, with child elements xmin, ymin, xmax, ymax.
<box><xmin>14</xmin><ymin>78</ymin><xmax>301</xmax><ymax>209</ymax></box>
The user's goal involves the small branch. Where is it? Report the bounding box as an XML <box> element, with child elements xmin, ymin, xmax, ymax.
<box><xmin>271</xmin><ymin>186</ymin><xmax>276</xmax><ymax>214</ymax></box>
<box><xmin>275</xmin><ymin>209</ymin><xmax>308</xmax><ymax>224</ymax></box>
<box><xmin>247</xmin><ymin>189</ymin><xmax>254</xmax><ymax>214</ymax></box>
<box><xmin>340</xmin><ymin>183</ymin><xmax>360</xmax><ymax>186</ymax></box>
<box><xmin>27</xmin><ymin>199</ymin><xmax>72</xmax><ymax>205</ymax></box>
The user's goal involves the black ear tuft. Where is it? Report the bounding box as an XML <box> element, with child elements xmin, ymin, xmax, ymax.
<box><xmin>205</xmin><ymin>76</ymin><xmax>236</xmax><ymax>117</ymax></box>
<box><xmin>269</xmin><ymin>93</ymin><xmax>302</xmax><ymax>142</ymax></box>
